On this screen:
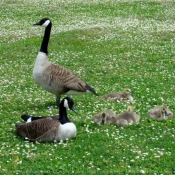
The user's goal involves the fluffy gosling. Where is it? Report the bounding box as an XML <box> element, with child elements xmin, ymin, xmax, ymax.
<box><xmin>115</xmin><ymin>106</ymin><xmax>140</xmax><ymax>127</ymax></box>
<box><xmin>147</xmin><ymin>104</ymin><xmax>173</xmax><ymax>120</ymax></box>
<box><xmin>93</xmin><ymin>110</ymin><xmax>116</xmax><ymax>125</ymax></box>
<box><xmin>101</xmin><ymin>88</ymin><xmax>133</xmax><ymax>102</ymax></box>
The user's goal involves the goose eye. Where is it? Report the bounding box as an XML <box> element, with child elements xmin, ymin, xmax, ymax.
<box><xmin>68</xmin><ymin>100</ymin><xmax>74</xmax><ymax>108</ymax></box>
<box><xmin>70</xmin><ymin>103</ymin><xmax>74</xmax><ymax>109</ymax></box>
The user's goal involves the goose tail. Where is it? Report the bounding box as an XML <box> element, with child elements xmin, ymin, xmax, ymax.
<box><xmin>21</xmin><ymin>114</ymin><xmax>42</xmax><ymax>123</ymax></box>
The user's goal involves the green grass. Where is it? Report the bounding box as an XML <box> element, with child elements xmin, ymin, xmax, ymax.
<box><xmin>1</xmin><ymin>0</ymin><xmax>175</xmax><ymax>174</ymax></box>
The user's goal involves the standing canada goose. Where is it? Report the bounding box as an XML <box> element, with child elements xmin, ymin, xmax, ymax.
<box><xmin>93</xmin><ymin>110</ymin><xmax>116</xmax><ymax>125</ymax></box>
<box><xmin>16</xmin><ymin>97</ymin><xmax>77</xmax><ymax>142</ymax></box>
<box><xmin>33</xmin><ymin>18</ymin><xmax>98</xmax><ymax>106</ymax></box>
<box><xmin>115</xmin><ymin>106</ymin><xmax>140</xmax><ymax>127</ymax></box>
<box><xmin>101</xmin><ymin>88</ymin><xmax>133</xmax><ymax>102</ymax></box>
<box><xmin>147</xmin><ymin>104</ymin><xmax>173</xmax><ymax>120</ymax></box>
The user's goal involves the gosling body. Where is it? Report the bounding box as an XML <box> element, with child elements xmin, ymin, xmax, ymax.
<box><xmin>101</xmin><ymin>88</ymin><xmax>133</xmax><ymax>102</ymax></box>
<box><xmin>93</xmin><ymin>110</ymin><xmax>116</xmax><ymax>125</ymax></box>
<box><xmin>115</xmin><ymin>106</ymin><xmax>140</xmax><ymax>127</ymax></box>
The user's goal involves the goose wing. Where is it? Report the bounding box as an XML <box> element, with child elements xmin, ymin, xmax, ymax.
<box><xmin>16</xmin><ymin>118</ymin><xmax>59</xmax><ymax>140</ymax></box>
<box><xmin>45</xmin><ymin>64</ymin><xmax>97</xmax><ymax>94</ymax></box>
<box><xmin>147</xmin><ymin>107</ymin><xmax>159</xmax><ymax>117</ymax></box>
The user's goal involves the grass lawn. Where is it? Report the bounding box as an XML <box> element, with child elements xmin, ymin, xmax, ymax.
<box><xmin>1</xmin><ymin>0</ymin><xmax>175</xmax><ymax>174</ymax></box>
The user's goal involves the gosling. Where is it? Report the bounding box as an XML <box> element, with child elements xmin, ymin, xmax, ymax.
<box><xmin>93</xmin><ymin>110</ymin><xmax>116</xmax><ymax>125</ymax></box>
<box><xmin>101</xmin><ymin>88</ymin><xmax>133</xmax><ymax>102</ymax></box>
<box><xmin>115</xmin><ymin>106</ymin><xmax>140</xmax><ymax>127</ymax></box>
<box><xmin>147</xmin><ymin>104</ymin><xmax>173</xmax><ymax>120</ymax></box>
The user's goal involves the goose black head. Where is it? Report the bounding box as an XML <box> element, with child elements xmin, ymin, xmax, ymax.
<box><xmin>62</xmin><ymin>97</ymin><xmax>77</xmax><ymax>113</ymax></box>
<box><xmin>33</xmin><ymin>18</ymin><xmax>51</xmax><ymax>27</ymax></box>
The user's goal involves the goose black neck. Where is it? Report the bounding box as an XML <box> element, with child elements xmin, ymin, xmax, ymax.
<box><xmin>59</xmin><ymin>103</ymin><xmax>71</xmax><ymax>124</ymax></box>
<box><xmin>40</xmin><ymin>22</ymin><xmax>52</xmax><ymax>55</ymax></box>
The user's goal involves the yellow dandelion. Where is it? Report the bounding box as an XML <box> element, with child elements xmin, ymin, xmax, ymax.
<box><xmin>14</xmin><ymin>157</ymin><xmax>19</xmax><ymax>162</ymax></box>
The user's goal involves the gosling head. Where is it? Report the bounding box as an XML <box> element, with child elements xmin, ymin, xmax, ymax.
<box><xmin>123</xmin><ymin>88</ymin><xmax>132</xmax><ymax>96</ymax></box>
<box><xmin>127</xmin><ymin>106</ymin><xmax>133</xmax><ymax>112</ymax></box>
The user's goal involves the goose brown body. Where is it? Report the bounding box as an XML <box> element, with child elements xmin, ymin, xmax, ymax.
<box><xmin>16</xmin><ymin>118</ymin><xmax>61</xmax><ymax>142</ymax></box>
<box><xmin>33</xmin><ymin>53</ymin><xmax>94</xmax><ymax>96</ymax></box>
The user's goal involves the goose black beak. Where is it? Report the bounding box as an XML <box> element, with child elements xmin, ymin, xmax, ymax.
<box><xmin>71</xmin><ymin>106</ymin><xmax>77</xmax><ymax>113</ymax></box>
<box><xmin>101</xmin><ymin>119</ymin><xmax>105</xmax><ymax>125</ymax></box>
<box><xmin>165</xmin><ymin>111</ymin><xmax>168</xmax><ymax>116</ymax></box>
<box><xmin>33</xmin><ymin>22</ymin><xmax>40</xmax><ymax>26</ymax></box>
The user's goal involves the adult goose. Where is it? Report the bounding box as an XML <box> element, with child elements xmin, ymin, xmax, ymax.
<box><xmin>147</xmin><ymin>104</ymin><xmax>173</xmax><ymax>120</ymax></box>
<box><xmin>16</xmin><ymin>97</ymin><xmax>77</xmax><ymax>142</ymax></box>
<box><xmin>115</xmin><ymin>106</ymin><xmax>140</xmax><ymax>127</ymax></box>
<box><xmin>33</xmin><ymin>18</ymin><xmax>98</xmax><ymax>106</ymax></box>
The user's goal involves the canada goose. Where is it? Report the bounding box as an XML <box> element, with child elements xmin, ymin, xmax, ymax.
<box><xmin>101</xmin><ymin>88</ymin><xmax>133</xmax><ymax>102</ymax></box>
<box><xmin>16</xmin><ymin>97</ymin><xmax>77</xmax><ymax>142</ymax></box>
<box><xmin>147</xmin><ymin>104</ymin><xmax>173</xmax><ymax>120</ymax></box>
<box><xmin>115</xmin><ymin>106</ymin><xmax>140</xmax><ymax>127</ymax></box>
<box><xmin>93</xmin><ymin>110</ymin><xmax>116</xmax><ymax>125</ymax></box>
<box><xmin>33</xmin><ymin>18</ymin><xmax>98</xmax><ymax>106</ymax></box>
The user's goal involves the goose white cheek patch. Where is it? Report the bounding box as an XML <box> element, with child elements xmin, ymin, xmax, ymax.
<box><xmin>64</xmin><ymin>99</ymin><xmax>69</xmax><ymax>109</ymax></box>
<box><xmin>42</xmin><ymin>20</ymin><xmax>50</xmax><ymax>27</ymax></box>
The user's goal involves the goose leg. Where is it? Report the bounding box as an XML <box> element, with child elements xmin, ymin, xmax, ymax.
<box><xmin>56</xmin><ymin>97</ymin><xmax>60</xmax><ymax>107</ymax></box>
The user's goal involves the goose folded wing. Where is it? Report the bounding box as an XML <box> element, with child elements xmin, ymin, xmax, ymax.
<box><xmin>50</xmin><ymin>64</ymin><xmax>96</xmax><ymax>93</ymax></box>
<box><xmin>16</xmin><ymin>118</ymin><xmax>59</xmax><ymax>140</ymax></box>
